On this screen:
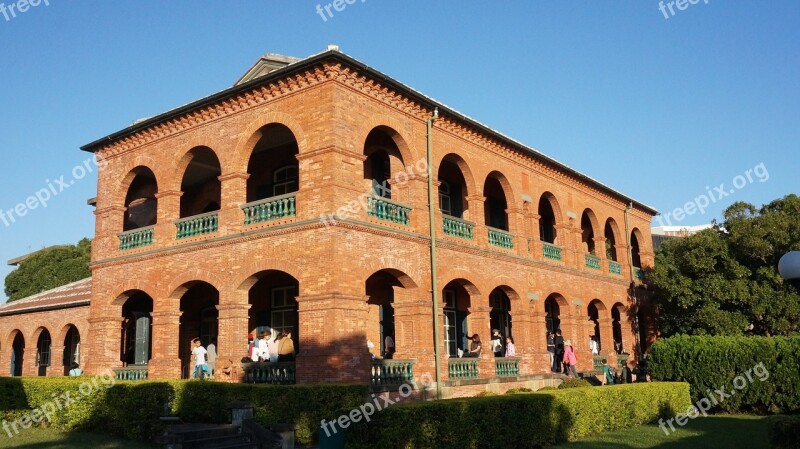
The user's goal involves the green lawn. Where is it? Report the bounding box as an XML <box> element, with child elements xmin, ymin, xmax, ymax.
<box><xmin>553</xmin><ymin>415</ymin><xmax>770</xmax><ymax>449</ymax></box>
<box><xmin>0</xmin><ymin>427</ymin><xmax>156</xmax><ymax>448</ymax></box>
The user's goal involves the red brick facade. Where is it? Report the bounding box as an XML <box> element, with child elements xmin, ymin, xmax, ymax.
<box><xmin>1</xmin><ymin>50</ymin><xmax>656</xmax><ymax>389</ymax></box>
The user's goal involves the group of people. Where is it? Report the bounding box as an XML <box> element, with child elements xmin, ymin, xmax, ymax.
<box><xmin>456</xmin><ymin>329</ymin><xmax>516</xmax><ymax>358</ymax></box>
<box><xmin>547</xmin><ymin>330</ymin><xmax>579</xmax><ymax>377</ymax></box>
<box><xmin>246</xmin><ymin>330</ymin><xmax>296</xmax><ymax>363</ymax></box>
<box><xmin>602</xmin><ymin>358</ymin><xmax>648</xmax><ymax>384</ymax></box>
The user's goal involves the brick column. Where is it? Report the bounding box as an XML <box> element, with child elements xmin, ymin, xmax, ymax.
<box><xmin>529</xmin><ymin>309</ymin><xmax>550</xmax><ymax>373</ymax></box>
<box><xmin>392</xmin><ymin>288</ymin><xmax>436</xmax><ymax>380</ymax></box>
<box><xmin>555</xmin><ymin>223</ymin><xmax>574</xmax><ymax>266</ymax></box>
<box><xmin>84</xmin><ymin>316</ymin><xmax>122</xmax><ymax>375</ymax></box>
<box><xmin>49</xmin><ymin>345</ymin><xmax>65</xmax><ymax>377</ymax></box>
<box><xmin>510</xmin><ymin>307</ymin><xmax>534</xmax><ymax>375</ymax></box>
<box><xmin>148</xmin><ymin>309</ymin><xmax>182</xmax><ymax>379</ymax></box>
<box><xmin>217</xmin><ymin>289</ymin><xmax>251</xmax><ymax>381</ymax></box>
<box><xmin>467</xmin><ymin>304</ymin><xmax>494</xmax><ymax>378</ymax></box>
<box><xmin>506</xmin><ymin>208</ymin><xmax>526</xmax><ymax>257</ymax></box>
<box><xmin>218</xmin><ymin>172</ymin><xmax>249</xmax><ymax>235</ymax></box>
<box><xmin>24</xmin><ymin>344</ymin><xmax>39</xmax><ymax>377</ymax></box>
<box><xmin>295</xmin><ymin>293</ymin><xmax>371</xmax><ymax>385</ymax></box>
<box><xmin>466</xmin><ymin>195</ymin><xmax>487</xmax><ymax>247</ymax></box>
<box><xmin>594</xmin><ymin>236</ymin><xmax>608</xmax><ymax>274</ymax></box>
<box><xmin>93</xmin><ymin>206</ymin><xmax>126</xmax><ymax>260</ymax></box>
<box><xmin>598</xmin><ymin>317</ymin><xmax>615</xmax><ymax>357</ymax></box>
<box><xmin>154</xmin><ymin>190</ymin><xmax>182</xmax><ymax>248</ymax></box>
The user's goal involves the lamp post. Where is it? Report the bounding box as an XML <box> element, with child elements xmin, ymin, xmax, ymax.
<box><xmin>778</xmin><ymin>251</ymin><xmax>800</xmax><ymax>290</ymax></box>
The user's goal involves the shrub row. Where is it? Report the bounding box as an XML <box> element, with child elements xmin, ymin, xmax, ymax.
<box><xmin>768</xmin><ymin>415</ymin><xmax>800</xmax><ymax>449</ymax></box>
<box><xmin>648</xmin><ymin>335</ymin><xmax>800</xmax><ymax>414</ymax></box>
<box><xmin>0</xmin><ymin>377</ymin><xmax>368</xmax><ymax>445</ymax></box>
<box><xmin>348</xmin><ymin>382</ymin><xmax>692</xmax><ymax>449</ymax></box>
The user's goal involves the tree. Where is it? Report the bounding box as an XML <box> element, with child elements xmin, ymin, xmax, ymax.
<box><xmin>653</xmin><ymin>194</ymin><xmax>800</xmax><ymax>337</ymax></box>
<box><xmin>4</xmin><ymin>239</ymin><xmax>92</xmax><ymax>302</ymax></box>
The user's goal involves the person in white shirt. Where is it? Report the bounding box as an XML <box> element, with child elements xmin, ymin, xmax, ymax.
<box><xmin>383</xmin><ymin>335</ymin><xmax>395</xmax><ymax>359</ymax></box>
<box><xmin>191</xmin><ymin>338</ymin><xmax>210</xmax><ymax>379</ymax></box>
<box><xmin>206</xmin><ymin>340</ymin><xmax>217</xmax><ymax>374</ymax></box>
<box><xmin>590</xmin><ymin>336</ymin><xmax>600</xmax><ymax>355</ymax></box>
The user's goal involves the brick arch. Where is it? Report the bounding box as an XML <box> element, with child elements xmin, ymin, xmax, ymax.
<box><xmin>109</xmin><ymin>281</ymin><xmax>158</xmax><ymax>307</ymax></box>
<box><xmin>538</xmin><ymin>191</ymin><xmax>565</xmax><ymax>225</ymax></box>
<box><xmin>55</xmin><ymin>323</ymin><xmax>82</xmax><ymax>347</ymax></box>
<box><xmin>482</xmin><ymin>170</ymin><xmax>516</xmax><ymax>209</ymax></box>
<box><xmin>231</xmin><ymin>113</ymin><xmax>309</xmax><ymax>174</ymax></box>
<box><xmin>441</xmin><ymin>273</ymin><xmax>482</xmax><ymax>298</ymax></box>
<box><xmin>6</xmin><ymin>329</ymin><xmax>25</xmax><ymax>348</ymax></box>
<box><xmin>165</xmin><ymin>145</ymin><xmax>224</xmax><ymax>193</ymax></box>
<box><xmin>542</xmin><ymin>292</ymin><xmax>571</xmax><ymax>316</ymax></box>
<box><xmin>234</xmin><ymin>260</ymin><xmax>304</xmax><ymax>292</ymax></box>
<box><xmin>605</xmin><ymin>217</ymin><xmax>622</xmax><ymax>246</ymax></box>
<box><xmin>486</xmin><ymin>276</ymin><xmax>522</xmax><ymax>303</ymax></box>
<box><xmin>365</xmin><ymin>268</ymin><xmax>419</xmax><ymax>290</ymax></box>
<box><xmin>114</xmin><ymin>159</ymin><xmax>162</xmax><ymax>209</ymax></box>
<box><xmin>581</xmin><ymin>208</ymin><xmax>602</xmax><ymax>237</ymax></box>
<box><xmin>436</xmin><ymin>152</ymin><xmax>478</xmax><ymax>198</ymax></box>
<box><xmin>164</xmin><ymin>269</ymin><xmax>224</xmax><ymax>301</ymax></box>
<box><xmin>587</xmin><ymin>298</ymin><xmax>609</xmax><ymax>319</ymax></box>
<box><xmin>31</xmin><ymin>326</ymin><xmax>51</xmax><ymax>347</ymax></box>
<box><xmin>359</xmin><ymin>119</ymin><xmax>417</xmax><ymax>167</ymax></box>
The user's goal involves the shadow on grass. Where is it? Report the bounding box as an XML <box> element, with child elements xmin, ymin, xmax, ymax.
<box><xmin>0</xmin><ymin>427</ymin><xmax>157</xmax><ymax>449</ymax></box>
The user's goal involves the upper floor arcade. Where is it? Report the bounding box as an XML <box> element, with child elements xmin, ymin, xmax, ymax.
<box><xmin>83</xmin><ymin>49</ymin><xmax>656</xmax><ymax>282</ymax></box>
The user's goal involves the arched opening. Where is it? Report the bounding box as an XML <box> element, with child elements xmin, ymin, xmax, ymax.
<box><xmin>248</xmin><ymin>271</ymin><xmax>300</xmax><ymax>359</ymax></box>
<box><xmin>62</xmin><ymin>325</ymin><xmax>80</xmax><ymax>376</ymax></box>
<box><xmin>438</xmin><ymin>156</ymin><xmax>469</xmax><ymax>219</ymax></box>
<box><xmin>631</xmin><ymin>230</ymin><xmax>642</xmax><ymax>268</ymax></box>
<box><xmin>35</xmin><ymin>328</ymin><xmax>51</xmax><ymax>377</ymax></box>
<box><xmin>605</xmin><ymin>219</ymin><xmax>619</xmax><ymax>261</ymax></box>
<box><xmin>442</xmin><ymin>280</ymin><xmax>473</xmax><ymax>358</ymax></box>
<box><xmin>588</xmin><ymin>299</ymin><xmax>606</xmax><ymax>353</ymax></box>
<box><xmin>538</xmin><ymin>194</ymin><xmax>558</xmax><ymax>244</ymax></box>
<box><xmin>366</xmin><ymin>270</ymin><xmax>411</xmax><ymax>359</ymax></box>
<box><xmin>581</xmin><ymin>210</ymin><xmax>597</xmax><ymax>255</ymax></box>
<box><xmin>483</xmin><ymin>173</ymin><xmax>509</xmax><ymax>231</ymax></box>
<box><xmin>10</xmin><ymin>332</ymin><xmax>24</xmax><ymax>377</ymax></box>
<box><xmin>489</xmin><ymin>288</ymin><xmax>512</xmax><ymax>356</ymax></box>
<box><xmin>179</xmin><ymin>282</ymin><xmax>220</xmax><ymax>378</ymax></box>
<box><xmin>545</xmin><ymin>294</ymin><xmax>567</xmax><ymax>372</ymax></box>
<box><xmin>246</xmin><ymin>124</ymin><xmax>300</xmax><ymax>202</ymax></box>
<box><xmin>121</xmin><ymin>292</ymin><xmax>154</xmax><ymax>367</ymax></box>
<box><xmin>180</xmin><ymin>147</ymin><xmax>222</xmax><ymax>218</ymax></box>
<box><xmin>123</xmin><ymin>167</ymin><xmax>158</xmax><ymax>231</ymax></box>
<box><xmin>363</xmin><ymin>127</ymin><xmax>406</xmax><ymax>200</ymax></box>
<box><xmin>612</xmin><ymin>303</ymin><xmax>625</xmax><ymax>354</ymax></box>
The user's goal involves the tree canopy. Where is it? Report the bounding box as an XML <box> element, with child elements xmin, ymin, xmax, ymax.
<box><xmin>653</xmin><ymin>194</ymin><xmax>800</xmax><ymax>337</ymax></box>
<box><xmin>4</xmin><ymin>239</ymin><xmax>92</xmax><ymax>302</ymax></box>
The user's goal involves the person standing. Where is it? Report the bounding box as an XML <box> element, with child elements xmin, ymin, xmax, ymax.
<box><xmin>490</xmin><ymin>329</ymin><xmax>504</xmax><ymax>357</ymax></box>
<box><xmin>207</xmin><ymin>339</ymin><xmax>217</xmax><ymax>374</ymax></box>
<box><xmin>68</xmin><ymin>362</ymin><xmax>82</xmax><ymax>377</ymax></box>
<box><xmin>547</xmin><ymin>332</ymin><xmax>556</xmax><ymax>372</ymax></box>
<box><xmin>383</xmin><ymin>334</ymin><xmax>396</xmax><ymax>360</ymax></box>
<box><xmin>191</xmin><ymin>338</ymin><xmax>210</xmax><ymax>379</ymax></box>
<box><xmin>504</xmin><ymin>336</ymin><xmax>516</xmax><ymax>357</ymax></box>
<box><xmin>554</xmin><ymin>330</ymin><xmax>565</xmax><ymax>373</ymax></box>
<box><xmin>590</xmin><ymin>336</ymin><xmax>600</xmax><ymax>355</ymax></box>
<box><xmin>562</xmin><ymin>340</ymin><xmax>578</xmax><ymax>378</ymax></box>
<box><xmin>277</xmin><ymin>332</ymin><xmax>296</xmax><ymax>362</ymax></box>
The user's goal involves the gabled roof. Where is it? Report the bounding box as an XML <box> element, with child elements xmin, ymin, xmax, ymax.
<box><xmin>81</xmin><ymin>48</ymin><xmax>658</xmax><ymax>215</ymax></box>
<box><xmin>0</xmin><ymin>278</ymin><xmax>91</xmax><ymax>316</ymax></box>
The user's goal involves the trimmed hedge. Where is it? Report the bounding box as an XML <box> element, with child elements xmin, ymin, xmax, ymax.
<box><xmin>348</xmin><ymin>382</ymin><xmax>691</xmax><ymax>449</ymax></box>
<box><xmin>0</xmin><ymin>377</ymin><xmax>368</xmax><ymax>445</ymax></box>
<box><xmin>769</xmin><ymin>416</ymin><xmax>800</xmax><ymax>449</ymax></box>
<box><xmin>648</xmin><ymin>335</ymin><xmax>800</xmax><ymax>414</ymax></box>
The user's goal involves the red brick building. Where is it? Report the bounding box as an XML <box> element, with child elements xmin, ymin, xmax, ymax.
<box><xmin>0</xmin><ymin>48</ymin><xmax>656</xmax><ymax>395</ymax></box>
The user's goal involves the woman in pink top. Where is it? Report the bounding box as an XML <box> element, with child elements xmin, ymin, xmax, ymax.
<box><xmin>562</xmin><ymin>339</ymin><xmax>578</xmax><ymax>378</ymax></box>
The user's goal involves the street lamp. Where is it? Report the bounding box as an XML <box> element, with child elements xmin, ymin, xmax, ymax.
<box><xmin>778</xmin><ymin>251</ymin><xmax>800</xmax><ymax>290</ymax></box>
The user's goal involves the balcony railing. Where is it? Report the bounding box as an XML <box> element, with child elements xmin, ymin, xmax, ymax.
<box><xmin>617</xmin><ymin>353</ymin><xmax>629</xmax><ymax>370</ymax></box>
<box><xmin>442</xmin><ymin>215</ymin><xmax>474</xmax><ymax>240</ymax></box>
<box><xmin>495</xmin><ymin>357</ymin><xmax>520</xmax><ymax>377</ymax></box>
<box><xmin>487</xmin><ymin>227</ymin><xmax>513</xmax><ymax>249</ymax></box>
<box><xmin>242</xmin><ymin>361</ymin><xmax>296</xmax><ymax>385</ymax></box>
<box><xmin>118</xmin><ymin>226</ymin><xmax>154</xmax><ymax>251</ymax></box>
<box><xmin>448</xmin><ymin>358</ymin><xmax>479</xmax><ymax>380</ymax></box>
<box><xmin>371</xmin><ymin>359</ymin><xmax>415</xmax><ymax>388</ymax></box>
<box><xmin>543</xmin><ymin>242</ymin><xmax>563</xmax><ymax>261</ymax></box>
<box><xmin>609</xmin><ymin>260</ymin><xmax>622</xmax><ymax>275</ymax></box>
<box><xmin>242</xmin><ymin>193</ymin><xmax>296</xmax><ymax>225</ymax></box>
<box><xmin>176</xmin><ymin>212</ymin><xmax>219</xmax><ymax>239</ymax></box>
<box><xmin>634</xmin><ymin>267</ymin><xmax>645</xmax><ymax>281</ymax></box>
<box><xmin>585</xmin><ymin>254</ymin><xmax>601</xmax><ymax>270</ymax></box>
<box><xmin>367</xmin><ymin>196</ymin><xmax>411</xmax><ymax>225</ymax></box>
<box><xmin>592</xmin><ymin>355</ymin><xmax>605</xmax><ymax>373</ymax></box>
<box><xmin>113</xmin><ymin>365</ymin><xmax>149</xmax><ymax>381</ymax></box>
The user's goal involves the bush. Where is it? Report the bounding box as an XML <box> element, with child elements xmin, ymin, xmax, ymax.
<box><xmin>537</xmin><ymin>386</ymin><xmax>556</xmax><ymax>391</ymax></box>
<box><xmin>348</xmin><ymin>382</ymin><xmax>691</xmax><ymax>448</ymax></box>
<box><xmin>648</xmin><ymin>335</ymin><xmax>800</xmax><ymax>414</ymax></box>
<box><xmin>0</xmin><ymin>377</ymin><xmax>368</xmax><ymax>445</ymax></box>
<box><xmin>558</xmin><ymin>378</ymin><xmax>592</xmax><ymax>389</ymax></box>
<box><xmin>768</xmin><ymin>416</ymin><xmax>800</xmax><ymax>449</ymax></box>
<box><xmin>506</xmin><ymin>388</ymin><xmax>533</xmax><ymax>395</ymax></box>
<box><xmin>474</xmin><ymin>391</ymin><xmax>497</xmax><ymax>397</ymax></box>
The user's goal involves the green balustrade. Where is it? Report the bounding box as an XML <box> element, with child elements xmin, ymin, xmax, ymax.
<box><xmin>593</xmin><ymin>355</ymin><xmax>605</xmax><ymax>373</ymax></box>
<box><xmin>495</xmin><ymin>357</ymin><xmax>520</xmax><ymax>377</ymax></box>
<box><xmin>241</xmin><ymin>361</ymin><xmax>296</xmax><ymax>385</ymax></box>
<box><xmin>634</xmin><ymin>267</ymin><xmax>645</xmax><ymax>281</ymax></box>
<box><xmin>609</xmin><ymin>260</ymin><xmax>622</xmax><ymax>275</ymax></box>
<box><xmin>448</xmin><ymin>358</ymin><xmax>479</xmax><ymax>380</ymax></box>
<box><xmin>175</xmin><ymin>212</ymin><xmax>219</xmax><ymax>239</ymax></box>
<box><xmin>371</xmin><ymin>360</ymin><xmax>415</xmax><ymax>388</ymax></box>
<box><xmin>242</xmin><ymin>193</ymin><xmax>296</xmax><ymax>225</ymax></box>
<box><xmin>113</xmin><ymin>366</ymin><xmax>149</xmax><ymax>381</ymax></box>
<box><xmin>585</xmin><ymin>254</ymin><xmax>601</xmax><ymax>270</ymax></box>
<box><xmin>543</xmin><ymin>242</ymin><xmax>562</xmax><ymax>261</ymax></box>
<box><xmin>442</xmin><ymin>215</ymin><xmax>474</xmax><ymax>239</ymax></box>
<box><xmin>487</xmin><ymin>227</ymin><xmax>514</xmax><ymax>249</ymax></box>
<box><xmin>367</xmin><ymin>197</ymin><xmax>411</xmax><ymax>225</ymax></box>
<box><xmin>118</xmin><ymin>226</ymin><xmax>154</xmax><ymax>250</ymax></box>
<box><xmin>617</xmin><ymin>353</ymin><xmax>629</xmax><ymax>370</ymax></box>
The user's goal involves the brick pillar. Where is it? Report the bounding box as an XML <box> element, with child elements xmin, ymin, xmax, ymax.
<box><xmin>599</xmin><ymin>317</ymin><xmax>615</xmax><ymax>357</ymax></box>
<box><xmin>24</xmin><ymin>344</ymin><xmax>39</xmax><ymax>377</ymax></box>
<box><xmin>148</xmin><ymin>309</ymin><xmax>182</xmax><ymax>379</ymax></box>
<box><xmin>218</xmin><ymin>172</ymin><xmax>249</xmax><ymax>235</ymax></box>
<box><xmin>93</xmin><ymin>206</ymin><xmax>126</xmax><ymax>260</ymax></box>
<box><xmin>466</xmin><ymin>195</ymin><xmax>487</xmax><ymax>246</ymax></box>
<box><xmin>217</xmin><ymin>290</ymin><xmax>251</xmax><ymax>381</ymax></box>
<box><xmin>510</xmin><ymin>307</ymin><xmax>534</xmax><ymax>375</ymax></box>
<box><xmin>507</xmin><ymin>208</ymin><xmax>526</xmax><ymax>257</ymax></box>
<box><xmin>49</xmin><ymin>345</ymin><xmax>65</xmax><ymax>377</ymax></box>
<box><xmin>392</xmin><ymin>288</ymin><xmax>436</xmax><ymax>381</ymax></box>
<box><xmin>295</xmin><ymin>293</ymin><xmax>371</xmax><ymax>385</ymax></box>
<box><xmin>555</xmin><ymin>223</ymin><xmax>573</xmax><ymax>266</ymax></box>
<box><xmin>530</xmin><ymin>309</ymin><xmax>550</xmax><ymax>373</ymax></box>
<box><xmin>396</xmin><ymin>175</ymin><xmax>429</xmax><ymax>232</ymax></box>
<box><xmin>154</xmin><ymin>190</ymin><xmax>182</xmax><ymax>248</ymax></box>
<box><xmin>467</xmin><ymin>304</ymin><xmax>494</xmax><ymax>378</ymax></box>
<box><xmin>594</xmin><ymin>236</ymin><xmax>608</xmax><ymax>274</ymax></box>
<box><xmin>84</xmin><ymin>316</ymin><xmax>122</xmax><ymax>375</ymax></box>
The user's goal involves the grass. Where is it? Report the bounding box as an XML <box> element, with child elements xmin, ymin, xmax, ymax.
<box><xmin>553</xmin><ymin>415</ymin><xmax>770</xmax><ymax>449</ymax></box>
<box><xmin>0</xmin><ymin>426</ymin><xmax>157</xmax><ymax>448</ymax></box>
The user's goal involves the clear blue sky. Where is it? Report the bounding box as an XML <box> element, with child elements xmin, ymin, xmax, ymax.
<box><xmin>0</xmin><ymin>1</ymin><xmax>797</xmax><ymax>302</ymax></box>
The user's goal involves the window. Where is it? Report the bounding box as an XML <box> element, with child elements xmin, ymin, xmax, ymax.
<box><xmin>37</xmin><ymin>333</ymin><xmax>51</xmax><ymax>367</ymax></box>
<box><xmin>270</xmin><ymin>286</ymin><xmax>298</xmax><ymax>337</ymax></box>
<box><xmin>273</xmin><ymin>166</ymin><xmax>298</xmax><ymax>197</ymax></box>
<box><xmin>443</xmin><ymin>290</ymin><xmax>457</xmax><ymax>357</ymax></box>
<box><xmin>439</xmin><ymin>182</ymin><xmax>452</xmax><ymax>216</ymax></box>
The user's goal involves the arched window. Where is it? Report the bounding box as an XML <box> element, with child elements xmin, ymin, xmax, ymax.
<box><xmin>272</xmin><ymin>166</ymin><xmax>299</xmax><ymax>197</ymax></box>
<box><xmin>36</xmin><ymin>329</ymin><xmax>51</xmax><ymax>376</ymax></box>
<box><xmin>439</xmin><ymin>181</ymin><xmax>452</xmax><ymax>216</ymax></box>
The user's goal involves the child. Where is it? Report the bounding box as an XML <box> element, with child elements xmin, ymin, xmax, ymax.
<box><xmin>191</xmin><ymin>338</ymin><xmax>210</xmax><ymax>379</ymax></box>
<box><xmin>504</xmin><ymin>336</ymin><xmax>516</xmax><ymax>357</ymax></box>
